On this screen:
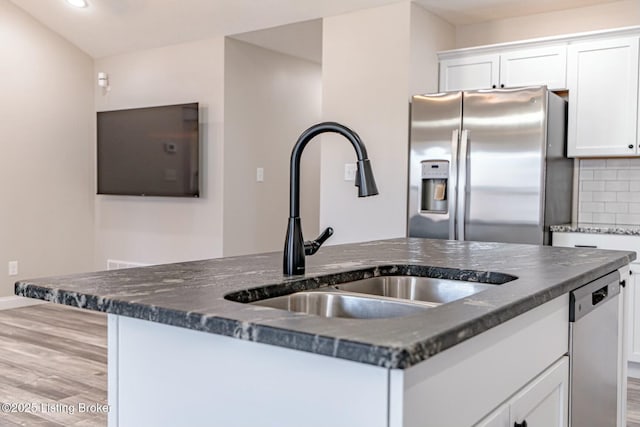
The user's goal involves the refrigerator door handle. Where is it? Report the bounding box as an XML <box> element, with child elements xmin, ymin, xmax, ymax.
<box><xmin>449</xmin><ymin>129</ymin><xmax>459</xmax><ymax>240</ymax></box>
<box><xmin>457</xmin><ymin>129</ymin><xmax>469</xmax><ymax>241</ymax></box>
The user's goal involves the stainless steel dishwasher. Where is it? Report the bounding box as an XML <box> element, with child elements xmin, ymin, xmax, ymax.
<box><xmin>569</xmin><ymin>270</ymin><xmax>621</xmax><ymax>427</ymax></box>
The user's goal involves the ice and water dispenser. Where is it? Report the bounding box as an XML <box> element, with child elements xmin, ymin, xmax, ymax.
<box><xmin>420</xmin><ymin>160</ymin><xmax>448</xmax><ymax>213</ymax></box>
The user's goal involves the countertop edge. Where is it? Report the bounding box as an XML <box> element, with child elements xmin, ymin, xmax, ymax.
<box><xmin>14</xmin><ymin>254</ymin><xmax>632</xmax><ymax>369</ymax></box>
<box><xmin>551</xmin><ymin>224</ymin><xmax>640</xmax><ymax>236</ymax></box>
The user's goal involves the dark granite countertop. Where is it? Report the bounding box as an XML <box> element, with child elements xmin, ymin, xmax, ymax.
<box><xmin>551</xmin><ymin>223</ymin><xmax>640</xmax><ymax>236</ymax></box>
<box><xmin>15</xmin><ymin>238</ymin><xmax>635</xmax><ymax>369</ymax></box>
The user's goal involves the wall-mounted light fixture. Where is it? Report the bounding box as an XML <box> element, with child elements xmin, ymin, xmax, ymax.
<box><xmin>98</xmin><ymin>72</ymin><xmax>109</xmax><ymax>89</ymax></box>
<box><xmin>66</xmin><ymin>0</ymin><xmax>88</xmax><ymax>8</ymax></box>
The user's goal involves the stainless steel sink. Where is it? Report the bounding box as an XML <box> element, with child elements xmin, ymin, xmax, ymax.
<box><xmin>252</xmin><ymin>290</ymin><xmax>433</xmax><ymax>319</ymax></box>
<box><xmin>231</xmin><ymin>265</ymin><xmax>516</xmax><ymax>319</ymax></box>
<box><xmin>332</xmin><ymin>276</ymin><xmax>493</xmax><ymax>304</ymax></box>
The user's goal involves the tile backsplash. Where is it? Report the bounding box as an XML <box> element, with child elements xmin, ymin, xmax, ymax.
<box><xmin>579</xmin><ymin>159</ymin><xmax>640</xmax><ymax>225</ymax></box>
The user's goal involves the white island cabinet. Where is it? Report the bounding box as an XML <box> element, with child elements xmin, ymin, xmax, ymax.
<box><xmin>475</xmin><ymin>357</ymin><xmax>568</xmax><ymax>427</ymax></box>
<box><xmin>107</xmin><ymin>294</ymin><xmax>569</xmax><ymax>427</ymax></box>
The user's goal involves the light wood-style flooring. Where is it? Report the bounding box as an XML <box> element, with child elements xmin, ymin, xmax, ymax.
<box><xmin>629</xmin><ymin>377</ymin><xmax>640</xmax><ymax>426</ymax></box>
<box><xmin>0</xmin><ymin>303</ymin><xmax>107</xmax><ymax>426</ymax></box>
<box><xmin>2</xmin><ymin>303</ymin><xmax>640</xmax><ymax>426</ymax></box>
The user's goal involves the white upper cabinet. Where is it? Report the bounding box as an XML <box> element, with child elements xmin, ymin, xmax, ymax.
<box><xmin>439</xmin><ymin>46</ymin><xmax>567</xmax><ymax>92</ymax></box>
<box><xmin>567</xmin><ymin>37</ymin><xmax>639</xmax><ymax>157</ymax></box>
<box><xmin>500</xmin><ymin>46</ymin><xmax>567</xmax><ymax>89</ymax></box>
<box><xmin>439</xmin><ymin>54</ymin><xmax>499</xmax><ymax>92</ymax></box>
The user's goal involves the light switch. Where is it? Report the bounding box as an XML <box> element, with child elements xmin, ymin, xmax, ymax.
<box><xmin>256</xmin><ymin>167</ymin><xmax>264</xmax><ymax>182</ymax></box>
<box><xmin>344</xmin><ymin>163</ymin><xmax>357</xmax><ymax>181</ymax></box>
<box><xmin>8</xmin><ymin>261</ymin><xmax>18</xmax><ymax>276</ymax></box>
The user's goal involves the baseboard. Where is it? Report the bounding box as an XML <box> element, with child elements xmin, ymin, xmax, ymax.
<box><xmin>629</xmin><ymin>361</ymin><xmax>640</xmax><ymax>379</ymax></box>
<box><xmin>0</xmin><ymin>296</ymin><xmax>45</xmax><ymax>310</ymax></box>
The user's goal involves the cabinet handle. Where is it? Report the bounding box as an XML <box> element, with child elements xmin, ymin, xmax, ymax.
<box><xmin>492</xmin><ymin>85</ymin><xmax>497</xmax><ymax>88</ymax></box>
<box><xmin>514</xmin><ymin>421</ymin><xmax>527</xmax><ymax>427</ymax></box>
<box><xmin>621</xmin><ymin>279</ymin><xmax>627</xmax><ymax>288</ymax></box>
<box><xmin>629</xmin><ymin>144</ymin><xmax>634</xmax><ymax>149</ymax></box>
<box><xmin>500</xmin><ymin>84</ymin><xmax>505</xmax><ymax>88</ymax></box>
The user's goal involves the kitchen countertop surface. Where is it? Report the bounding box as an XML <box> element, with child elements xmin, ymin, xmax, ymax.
<box><xmin>15</xmin><ymin>238</ymin><xmax>635</xmax><ymax>369</ymax></box>
<box><xmin>551</xmin><ymin>223</ymin><xmax>640</xmax><ymax>236</ymax></box>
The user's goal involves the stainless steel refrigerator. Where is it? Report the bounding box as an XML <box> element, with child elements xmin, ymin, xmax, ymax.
<box><xmin>408</xmin><ymin>86</ymin><xmax>573</xmax><ymax>245</ymax></box>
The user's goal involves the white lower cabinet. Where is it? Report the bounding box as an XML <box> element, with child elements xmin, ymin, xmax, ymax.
<box><xmin>109</xmin><ymin>295</ymin><xmax>570</xmax><ymax>427</ymax></box>
<box><xmin>475</xmin><ymin>357</ymin><xmax>569</xmax><ymax>427</ymax></box>
<box><xmin>388</xmin><ymin>295</ymin><xmax>569</xmax><ymax>427</ymax></box>
<box><xmin>553</xmin><ymin>232</ymin><xmax>637</xmax><ymax>361</ymax></box>
<box><xmin>553</xmin><ymin>231</ymin><xmax>633</xmax><ymax>427</ymax></box>
<box><xmin>475</xmin><ymin>405</ymin><xmax>509</xmax><ymax>427</ymax></box>
<box><xmin>629</xmin><ymin>264</ymin><xmax>640</xmax><ymax>362</ymax></box>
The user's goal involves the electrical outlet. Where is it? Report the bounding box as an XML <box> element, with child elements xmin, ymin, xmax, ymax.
<box><xmin>256</xmin><ymin>167</ymin><xmax>264</xmax><ymax>182</ymax></box>
<box><xmin>344</xmin><ymin>163</ymin><xmax>357</xmax><ymax>181</ymax></box>
<box><xmin>8</xmin><ymin>261</ymin><xmax>18</xmax><ymax>276</ymax></box>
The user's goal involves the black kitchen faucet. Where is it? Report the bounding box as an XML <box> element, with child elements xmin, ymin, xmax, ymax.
<box><xmin>283</xmin><ymin>122</ymin><xmax>378</xmax><ymax>276</ymax></box>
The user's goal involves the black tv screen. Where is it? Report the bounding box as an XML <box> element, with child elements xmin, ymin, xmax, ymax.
<box><xmin>97</xmin><ymin>103</ymin><xmax>200</xmax><ymax>197</ymax></box>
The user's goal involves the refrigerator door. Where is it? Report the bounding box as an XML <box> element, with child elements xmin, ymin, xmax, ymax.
<box><xmin>461</xmin><ymin>87</ymin><xmax>547</xmax><ymax>244</ymax></box>
<box><xmin>408</xmin><ymin>93</ymin><xmax>462</xmax><ymax>239</ymax></box>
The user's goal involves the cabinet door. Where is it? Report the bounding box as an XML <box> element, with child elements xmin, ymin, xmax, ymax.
<box><xmin>510</xmin><ymin>356</ymin><xmax>568</xmax><ymax>427</ymax></box>
<box><xmin>439</xmin><ymin>54</ymin><xmax>499</xmax><ymax>91</ymax></box>
<box><xmin>474</xmin><ymin>404</ymin><xmax>509</xmax><ymax>427</ymax></box>
<box><xmin>567</xmin><ymin>37</ymin><xmax>639</xmax><ymax>157</ymax></box>
<box><xmin>629</xmin><ymin>266</ymin><xmax>640</xmax><ymax>363</ymax></box>
<box><xmin>619</xmin><ymin>266</ymin><xmax>630</xmax><ymax>427</ymax></box>
<box><xmin>500</xmin><ymin>46</ymin><xmax>567</xmax><ymax>90</ymax></box>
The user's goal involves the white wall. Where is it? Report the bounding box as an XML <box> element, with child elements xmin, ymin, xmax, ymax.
<box><xmin>94</xmin><ymin>38</ymin><xmax>225</xmax><ymax>267</ymax></box>
<box><xmin>456</xmin><ymin>0</ymin><xmax>640</xmax><ymax>48</ymax></box>
<box><xmin>320</xmin><ymin>1</ymin><xmax>454</xmax><ymax>245</ymax></box>
<box><xmin>410</xmin><ymin>2</ymin><xmax>456</xmax><ymax>96</ymax></box>
<box><xmin>223</xmin><ymin>38</ymin><xmax>321</xmax><ymax>256</ymax></box>
<box><xmin>0</xmin><ymin>0</ymin><xmax>94</xmax><ymax>296</ymax></box>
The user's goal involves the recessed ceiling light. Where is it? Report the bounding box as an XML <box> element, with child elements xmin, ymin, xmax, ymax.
<box><xmin>66</xmin><ymin>0</ymin><xmax>88</xmax><ymax>8</ymax></box>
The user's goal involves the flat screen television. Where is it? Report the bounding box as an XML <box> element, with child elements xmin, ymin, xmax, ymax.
<box><xmin>97</xmin><ymin>102</ymin><xmax>200</xmax><ymax>197</ymax></box>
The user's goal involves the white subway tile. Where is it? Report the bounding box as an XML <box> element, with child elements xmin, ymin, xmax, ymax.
<box><xmin>615</xmin><ymin>213</ymin><xmax>640</xmax><ymax>225</ymax></box>
<box><xmin>579</xmin><ymin>170</ymin><xmax>594</xmax><ymax>181</ymax></box>
<box><xmin>628</xmin><ymin>158</ymin><xmax>640</xmax><ymax>168</ymax></box>
<box><xmin>618</xmin><ymin>169</ymin><xmax>640</xmax><ymax>180</ymax></box>
<box><xmin>605</xmin><ymin>181</ymin><xmax>629</xmax><ymax>192</ymax></box>
<box><xmin>578</xmin><ymin>212</ymin><xmax>593</xmax><ymax>223</ymax></box>
<box><xmin>580</xmin><ymin>159</ymin><xmax>607</xmax><ymax>169</ymax></box>
<box><xmin>592</xmin><ymin>213</ymin><xmax>615</xmax><ymax>223</ymax></box>
<box><xmin>593</xmin><ymin>192</ymin><xmax>616</xmax><ymax>202</ymax></box>
<box><xmin>582</xmin><ymin>181</ymin><xmax>605</xmax><ymax>192</ymax></box>
<box><xmin>606</xmin><ymin>158</ymin><xmax>631</xmax><ymax>168</ymax></box>
<box><xmin>630</xmin><ymin>181</ymin><xmax>640</xmax><ymax>191</ymax></box>
<box><xmin>618</xmin><ymin>192</ymin><xmax>640</xmax><ymax>203</ymax></box>
<box><xmin>605</xmin><ymin>202</ymin><xmax>628</xmax><ymax>213</ymax></box>
<box><xmin>594</xmin><ymin>170</ymin><xmax>618</xmax><ymax>181</ymax></box>
<box><xmin>580</xmin><ymin>202</ymin><xmax>604</xmax><ymax>213</ymax></box>
<box><xmin>629</xmin><ymin>203</ymin><xmax>640</xmax><ymax>213</ymax></box>
<box><xmin>579</xmin><ymin>191</ymin><xmax>593</xmax><ymax>202</ymax></box>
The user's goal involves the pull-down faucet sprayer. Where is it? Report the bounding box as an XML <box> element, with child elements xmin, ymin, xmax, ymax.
<box><xmin>283</xmin><ymin>122</ymin><xmax>378</xmax><ymax>276</ymax></box>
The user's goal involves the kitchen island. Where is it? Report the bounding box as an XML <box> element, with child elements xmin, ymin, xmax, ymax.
<box><xmin>15</xmin><ymin>238</ymin><xmax>635</xmax><ymax>427</ymax></box>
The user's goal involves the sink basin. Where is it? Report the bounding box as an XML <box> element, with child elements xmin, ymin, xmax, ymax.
<box><xmin>226</xmin><ymin>264</ymin><xmax>517</xmax><ymax>319</ymax></box>
<box><xmin>252</xmin><ymin>290</ymin><xmax>432</xmax><ymax>319</ymax></box>
<box><xmin>332</xmin><ymin>276</ymin><xmax>493</xmax><ymax>304</ymax></box>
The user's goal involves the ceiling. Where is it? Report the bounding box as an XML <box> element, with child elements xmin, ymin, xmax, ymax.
<box><xmin>9</xmin><ymin>0</ymin><xmax>623</xmax><ymax>59</ymax></box>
